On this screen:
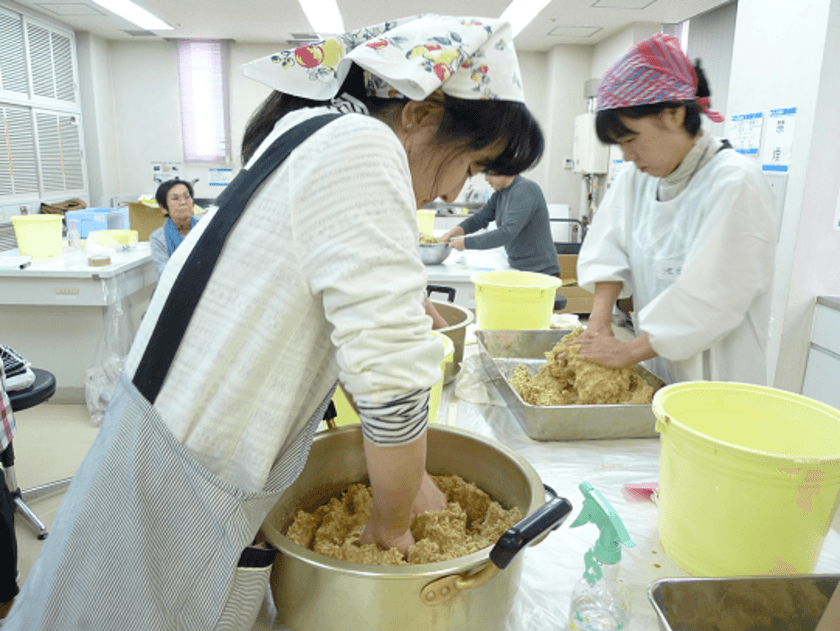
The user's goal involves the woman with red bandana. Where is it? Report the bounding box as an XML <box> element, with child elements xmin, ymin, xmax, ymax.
<box><xmin>575</xmin><ymin>33</ymin><xmax>776</xmax><ymax>385</ymax></box>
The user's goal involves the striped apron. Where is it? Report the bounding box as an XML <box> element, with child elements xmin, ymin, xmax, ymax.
<box><xmin>5</xmin><ymin>114</ymin><xmax>342</xmax><ymax>630</ymax></box>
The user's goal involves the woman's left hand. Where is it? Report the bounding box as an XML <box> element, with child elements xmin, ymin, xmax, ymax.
<box><xmin>447</xmin><ymin>236</ymin><xmax>466</xmax><ymax>251</ymax></box>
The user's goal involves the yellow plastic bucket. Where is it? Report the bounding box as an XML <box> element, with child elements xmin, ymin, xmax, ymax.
<box><xmin>416</xmin><ymin>209</ymin><xmax>436</xmax><ymax>235</ymax></box>
<box><xmin>471</xmin><ymin>270</ymin><xmax>562</xmax><ymax>330</ymax></box>
<box><xmin>332</xmin><ymin>332</ymin><xmax>454</xmax><ymax>427</ymax></box>
<box><xmin>11</xmin><ymin>214</ymin><xmax>63</xmax><ymax>258</ymax></box>
<box><xmin>653</xmin><ymin>381</ymin><xmax>840</xmax><ymax>576</ymax></box>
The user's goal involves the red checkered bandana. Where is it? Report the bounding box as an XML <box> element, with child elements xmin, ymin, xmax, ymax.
<box><xmin>597</xmin><ymin>33</ymin><xmax>724</xmax><ymax>123</ymax></box>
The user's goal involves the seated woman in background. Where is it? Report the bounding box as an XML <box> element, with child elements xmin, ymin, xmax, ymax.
<box><xmin>149</xmin><ymin>179</ymin><xmax>200</xmax><ymax>276</ymax></box>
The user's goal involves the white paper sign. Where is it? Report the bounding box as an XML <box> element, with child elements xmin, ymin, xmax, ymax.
<box><xmin>730</xmin><ymin>112</ymin><xmax>763</xmax><ymax>156</ymax></box>
<box><xmin>209</xmin><ymin>168</ymin><xmax>234</xmax><ymax>187</ymax></box>
<box><xmin>152</xmin><ymin>162</ymin><xmax>183</xmax><ymax>184</ymax></box>
<box><xmin>761</xmin><ymin>107</ymin><xmax>796</xmax><ymax>172</ymax></box>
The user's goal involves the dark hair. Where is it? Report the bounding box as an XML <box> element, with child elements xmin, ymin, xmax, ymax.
<box><xmin>595</xmin><ymin>60</ymin><xmax>712</xmax><ymax>145</ymax></box>
<box><xmin>155</xmin><ymin>179</ymin><xmax>194</xmax><ymax>214</ymax></box>
<box><xmin>241</xmin><ymin>63</ymin><xmax>544</xmax><ymax>175</ymax></box>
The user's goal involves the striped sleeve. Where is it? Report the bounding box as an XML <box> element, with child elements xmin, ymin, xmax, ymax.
<box><xmin>357</xmin><ymin>388</ymin><xmax>431</xmax><ymax>446</ymax></box>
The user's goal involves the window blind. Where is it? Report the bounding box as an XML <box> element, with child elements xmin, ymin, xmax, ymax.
<box><xmin>177</xmin><ymin>39</ymin><xmax>230</xmax><ymax>163</ymax></box>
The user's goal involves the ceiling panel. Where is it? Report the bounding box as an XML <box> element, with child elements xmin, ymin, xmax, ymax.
<box><xmin>9</xmin><ymin>0</ymin><xmax>734</xmax><ymax>50</ymax></box>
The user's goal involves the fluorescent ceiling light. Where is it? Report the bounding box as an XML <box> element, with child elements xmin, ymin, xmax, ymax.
<box><xmin>298</xmin><ymin>0</ymin><xmax>344</xmax><ymax>37</ymax></box>
<box><xmin>90</xmin><ymin>0</ymin><xmax>173</xmax><ymax>31</ymax></box>
<box><xmin>500</xmin><ymin>0</ymin><xmax>552</xmax><ymax>37</ymax></box>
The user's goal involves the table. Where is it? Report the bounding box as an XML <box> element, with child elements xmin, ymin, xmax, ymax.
<box><xmin>425</xmin><ymin>248</ymin><xmax>510</xmax><ymax>310</ymax></box>
<box><xmin>0</xmin><ymin>244</ymin><xmax>156</xmax><ymax>403</ymax></box>
<box><xmin>434</xmin><ymin>337</ymin><xmax>840</xmax><ymax>630</ymax></box>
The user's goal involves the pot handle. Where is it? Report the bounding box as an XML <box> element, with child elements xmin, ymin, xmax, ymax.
<box><xmin>426</xmin><ymin>284</ymin><xmax>456</xmax><ymax>302</ymax></box>
<box><xmin>489</xmin><ymin>485</ymin><xmax>573</xmax><ymax>570</ymax></box>
<box><xmin>420</xmin><ymin>485</ymin><xmax>572</xmax><ymax>606</ymax></box>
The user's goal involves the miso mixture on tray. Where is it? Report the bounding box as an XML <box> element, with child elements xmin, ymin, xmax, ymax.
<box><xmin>509</xmin><ymin>327</ymin><xmax>654</xmax><ymax>406</ymax></box>
<box><xmin>286</xmin><ymin>474</ymin><xmax>520</xmax><ymax>565</ymax></box>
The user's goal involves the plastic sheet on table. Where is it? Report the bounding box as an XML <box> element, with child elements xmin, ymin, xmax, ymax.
<box><xmin>448</xmin><ymin>348</ymin><xmax>840</xmax><ymax>631</ymax></box>
<box><xmin>84</xmin><ymin>275</ymin><xmax>135</xmax><ymax>425</ymax></box>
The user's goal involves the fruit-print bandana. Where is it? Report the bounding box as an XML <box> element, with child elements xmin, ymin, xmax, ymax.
<box><xmin>597</xmin><ymin>33</ymin><xmax>724</xmax><ymax>123</ymax></box>
<box><xmin>242</xmin><ymin>14</ymin><xmax>526</xmax><ymax>103</ymax></box>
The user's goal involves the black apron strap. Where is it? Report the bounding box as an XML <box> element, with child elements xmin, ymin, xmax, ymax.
<box><xmin>133</xmin><ymin>113</ymin><xmax>343</xmax><ymax>403</ymax></box>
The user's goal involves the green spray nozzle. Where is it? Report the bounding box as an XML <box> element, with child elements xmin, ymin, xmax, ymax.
<box><xmin>570</xmin><ymin>481</ymin><xmax>635</xmax><ymax>566</ymax></box>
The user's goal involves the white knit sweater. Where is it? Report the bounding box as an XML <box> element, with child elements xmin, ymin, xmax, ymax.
<box><xmin>124</xmin><ymin>107</ymin><xmax>443</xmax><ymax>492</ymax></box>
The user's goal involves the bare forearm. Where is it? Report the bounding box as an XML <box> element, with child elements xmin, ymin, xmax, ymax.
<box><xmin>588</xmin><ymin>282</ymin><xmax>623</xmax><ymax>332</ymax></box>
<box><xmin>363</xmin><ymin>432</ymin><xmax>427</xmax><ymax>533</ymax></box>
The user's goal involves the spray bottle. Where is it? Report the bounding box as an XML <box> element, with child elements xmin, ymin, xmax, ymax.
<box><xmin>67</xmin><ymin>220</ymin><xmax>80</xmax><ymax>248</ymax></box>
<box><xmin>567</xmin><ymin>482</ymin><xmax>636</xmax><ymax>631</ymax></box>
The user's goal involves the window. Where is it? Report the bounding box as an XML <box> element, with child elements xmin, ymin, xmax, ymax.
<box><xmin>0</xmin><ymin>5</ymin><xmax>85</xmax><ymax>205</ymax></box>
<box><xmin>177</xmin><ymin>39</ymin><xmax>231</xmax><ymax>163</ymax></box>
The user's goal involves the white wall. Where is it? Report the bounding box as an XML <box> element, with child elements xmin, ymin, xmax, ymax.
<box><xmin>591</xmin><ymin>23</ymin><xmax>661</xmax><ymax>78</ymax></box>
<box><xmin>540</xmin><ymin>44</ymin><xmax>593</xmax><ymax>214</ymax></box>
<box><xmin>726</xmin><ymin>0</ymin><xmax>840</xmax><ymax>390</ymax></box>
<box><xmin>75</xmin><ymin>32</ymin><xmax>120</xmax><ymax>208</ymax></box>
<box><xmin>685</xmin><ymin>1</ymin><xmax>737</xmax><ymax>139</ymax></box>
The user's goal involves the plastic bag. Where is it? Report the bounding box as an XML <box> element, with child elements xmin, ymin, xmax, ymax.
<box><xmin>84</xmin><ymin>277</ymin><xmax>134</xmax><ymax>425</ymax></box>
<box><xmin>453</xmin><ymin>351</ymin><xmax>498</xmax><ymax>406</ymax></box>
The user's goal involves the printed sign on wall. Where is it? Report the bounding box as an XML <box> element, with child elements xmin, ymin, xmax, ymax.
<box><xmin>730</xmin><ymin>112</ymin><xmax>763</xmax><ymax>156</ymax></box>
<box><xmin>761</xmin><ymin>107</ymin><xmax>796</xmax><ymax>172</ymax></box>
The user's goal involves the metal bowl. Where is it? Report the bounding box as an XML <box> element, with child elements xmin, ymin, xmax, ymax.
<box><xmin>419</xmin><ymin>242</ymin><xmax>451</xmax><ymax>265</ymax></box>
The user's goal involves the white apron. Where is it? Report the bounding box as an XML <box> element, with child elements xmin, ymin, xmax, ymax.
<box><xmin>4</xmin><ymin>114</ymin><xmax>343</xmax><ymax>631</ymax></box>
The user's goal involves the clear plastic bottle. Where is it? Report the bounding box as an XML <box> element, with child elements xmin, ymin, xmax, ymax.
<box><xmin>566</xmin><ymin>482</ymin><xmax>635</xmax><ymax>631</ymax></box>
<box><xmin>568</xmin><ymin>557</ymin><xmax>631</xmax><ymax>631</ymax></box>
<box><xmin>67</xmin><ymin>220</ymin><xmax>80</xmax><ymax>248</ymax></box>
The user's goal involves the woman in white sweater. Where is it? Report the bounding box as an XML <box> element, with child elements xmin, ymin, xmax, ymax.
<box><xmin>7</xmin><ymin>16</ymin><xmax>546</xmax><ymax>630</ymax></box>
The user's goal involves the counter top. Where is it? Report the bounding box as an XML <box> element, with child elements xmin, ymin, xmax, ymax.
<box><xmin>263</xmin><ymin>339</ymin><xmax>840</xmax><ymax>630</ymax></box>
<box><xmin>424</xmin><ymin>248</ymin><xmax>511</xmax><ymax>282</ymax></box>
<box><xmin>817</xmin><ymin>296</ymin><xmax>840</xmax><ymax>311</ymax></box>
<box><xmin>0</xmin><ymin>242</ymin><xmax>152</xmax><ymax>279</ymax></box>
<box><xmin>422</xmin><ymin>202</ymin><xmax>485</xmax><ymax>216</ymax></box>
<box><xmin>0</xmin><ymin>243</ymin><xmax>156</xmax><ymax>306</ymax></box>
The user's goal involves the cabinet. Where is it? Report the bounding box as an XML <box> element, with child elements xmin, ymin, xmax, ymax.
<box><xmin>802</xmin><ymin>298</ymin><xmax>840</xmax><ymax>409</ymax></box>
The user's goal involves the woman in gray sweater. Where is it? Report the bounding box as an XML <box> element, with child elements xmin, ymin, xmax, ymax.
<box><xmin>440</xmin><ymin>173</ymin><xmax>561</xmax><ymax>276</ymax></box>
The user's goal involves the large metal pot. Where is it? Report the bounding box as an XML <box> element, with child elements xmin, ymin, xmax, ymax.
<box><xmin>261</xmin><ymin>425</ymin><xmax>572</xmax><ymax>631</ymax></box>
<box><xmin>430</xmin><ymin>297</ymin><xmax>474</xmax><ymax>384</ymax></box>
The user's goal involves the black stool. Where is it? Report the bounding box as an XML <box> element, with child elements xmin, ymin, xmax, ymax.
<box><xmin>1</xmin><ymin>369</ymin><xmax>70</xmax><ymax>539</ymax></box>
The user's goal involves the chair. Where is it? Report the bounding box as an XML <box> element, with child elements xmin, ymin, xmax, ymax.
<box><xmin>1</xmin><ymin>369</ymin><xmax>70</xmax><ymax>539</ymax></box>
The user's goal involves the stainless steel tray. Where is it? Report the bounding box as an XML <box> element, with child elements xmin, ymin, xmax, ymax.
<box><xmin>476</xmin><ymin>329</ymin><xmax>664</xmax><ymax>441</ymax></box>
<box><xmin>648</xmin><ymin>575</ymin><xmax>839</xmax><ymax>631</ymax></box>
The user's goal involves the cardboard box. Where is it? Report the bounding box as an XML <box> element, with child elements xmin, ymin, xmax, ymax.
<box><xmin>125</xmin><ymin>203</ymin><xmax>166</xmax><ymax>242</ymax></box>
<box><xmin>558</xmin><ymin>254</ymin><xmax>578</xmax><ymax>280</ymax></box>
<box><xmin>555</xmin><ymin>254</ymin><xmax>594</xmax><ymax>314</ymax></box>
<box><xmin>65</xmin><ymin>207</ymin><xmax>130</xmax><ymax>239</ymax></box>
<box><xmin>556</xmin><ymin>284</ymin><xmax>594</xmax><ymax>314</ymax></box>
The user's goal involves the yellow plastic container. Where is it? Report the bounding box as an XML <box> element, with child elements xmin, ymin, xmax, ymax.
<box><xmin>416</xmin><ymin>209</ymin><xmax>436</xmax><ymax>235</ymax></box>
<box><xmin>653</xmin><ymin>381</ymin><xmax>840</xmax><ymax>576</ymax></box>
<box><xmin>11</xmin><ymin>214</ymin><xmax>63</xmax><ymax>258</ymax></box>
<box><xmin>471</xmin><ymin>270</ymin><xmax>562</xmax><ymax>330</ymax></box>
<box><xmin>332</xmin><ymin>332</ymin><xmax>454</xmax><ymax>427</ymax></box>
<box><xmin>87</xmin><ymin>229</ymin><xmax>139</xmax><ymax>247</ymax></box>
